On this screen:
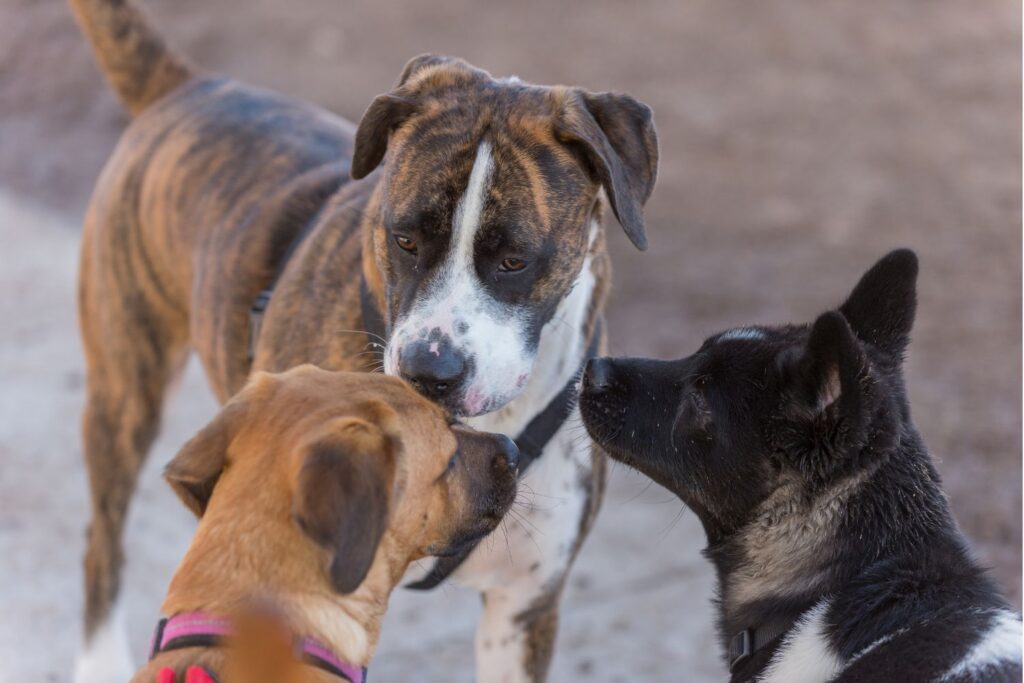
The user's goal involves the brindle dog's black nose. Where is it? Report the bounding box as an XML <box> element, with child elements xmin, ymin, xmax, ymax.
<box><xmin>399</xmin><ymin>339</ymin><xmax>467</xmax><ymax>401</ymax></box>
<box><xmin>583</xmin><ymin>357</ymin><xmax>613</xmax><ymax>392</ymax></box>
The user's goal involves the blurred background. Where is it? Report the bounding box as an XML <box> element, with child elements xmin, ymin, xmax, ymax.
<box><xmin>0</xmin><ymin>0</ymin><xmax>1019</xmax><ymax>681</ymax></box>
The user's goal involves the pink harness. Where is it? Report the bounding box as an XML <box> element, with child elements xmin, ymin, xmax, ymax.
<box><xmin>149</xmin><ymin>612</ymin><xmax>366</xmax><ymax>683</ymax></box>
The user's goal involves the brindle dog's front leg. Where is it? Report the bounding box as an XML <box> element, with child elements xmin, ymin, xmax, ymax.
<box><xmin>476</xmin><ymin>578</ymin><xmax>566</xmax><ymax>682</ymax></box>
<box><xmin>461</xmin><ymin>419</ymin><xmax>606</xmax><ymax>682</ymax></box>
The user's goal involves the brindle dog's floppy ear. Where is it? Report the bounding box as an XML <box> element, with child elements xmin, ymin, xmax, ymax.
<box><xmin>164</xmin><ymin>394</ymin><xmax>249</xmax><ymax>518</ymax></box>
<box><xmin>556</xmin><ymin>90</ymin><xmax>659</xmax><ymax>251</ymax></box>
<box><xmin>839</xmin><ymin>248</ymin><xmax>918</xmax><ymax>360</ymax></box>
<box><xmin>293</xmin><ymin>416</ymin><xmax>398</xmax><ymax>594</ymax></box>
<box><xmin>351</xmin><ymin>54</ymin><xmax>461</xmax><ymax>179</ymax></box>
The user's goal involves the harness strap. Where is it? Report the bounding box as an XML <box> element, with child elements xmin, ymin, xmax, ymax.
<box><xmin>406</xmin><ymin>318</ymin><xmax>603</xmax><ymax>592</ymax></box>
<box><xmin>149</xmin><ymin>613</ymin><xmax>367</xmax><ymax>683</ymax></box>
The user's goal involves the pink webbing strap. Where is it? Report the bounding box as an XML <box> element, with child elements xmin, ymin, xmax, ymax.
<box><xmin>150</xmin><ymin>612</ymin><xmax>366</xmax><ymax>683</ymax></box>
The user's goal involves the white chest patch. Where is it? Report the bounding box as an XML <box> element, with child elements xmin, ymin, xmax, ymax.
<box><xmin>939</xmin><ymin>610</ymin><xmax>1022</xmax><ymax>681</ymax></box>
<box><xmin>759</xmin><ymin>599</ymin><xmax>845</xmax><ymax>683</ymax></box>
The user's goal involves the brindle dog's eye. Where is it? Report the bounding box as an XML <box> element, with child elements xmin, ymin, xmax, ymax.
<box><xmin>394</xmin><ymin>234</ymin><xmax>418</xmax><ymax>254</ymax></box>
<box><xmin>446</xmin><ymin>451</ymin><xmax>459</xmax><ymax>473</ymax></box>
<box><xmin>498</xmin><ymin>257</ymin><xmax>527</xmax><ymax>273</ymax></box>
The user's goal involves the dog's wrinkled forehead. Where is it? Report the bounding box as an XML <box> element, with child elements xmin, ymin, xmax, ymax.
<box><xmin>381</xmin><ymin>84</ymin><xmax>596</xmax><ymax>251</ymax></box>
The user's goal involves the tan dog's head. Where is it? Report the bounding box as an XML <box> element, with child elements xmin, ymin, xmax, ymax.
<box><xmin>163</xmin><ymin>365</ymin><xmax>519</xmax><ymax>599</ymax></box>
<box><xmin>354</xmin><ymin>55</ymin><xmax>658</xmax><ymax>416</ymax></box>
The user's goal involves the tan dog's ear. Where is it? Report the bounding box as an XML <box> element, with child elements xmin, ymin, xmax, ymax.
<box><xmin>293</xmin><ymin>417</ymin><xmax>397</xmax><ymax>594</ymax></box>
<box><xmin>164</xmin><ymin>377</ymin><xmax>265</xmax><ymax>517</ymax></box>
<box><xmin>556</xmin><ymin>90</ymin><xmax>659</xmax><ymax>251</ymax></box>
<box><xmin>165</xmin><ymin>399</ymin><xmax>245</xmax><ymax>517</ymax></box>
<box><xmin>351</xmin><ymin>54</ymin><xmax>467</xmax><ymax>179</ymax></box>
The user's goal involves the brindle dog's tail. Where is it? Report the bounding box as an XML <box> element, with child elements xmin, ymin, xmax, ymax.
<box><xmin>68</xmin><ymin>0</ymin><xmax>194</xmax><ymax>116</ymax></box>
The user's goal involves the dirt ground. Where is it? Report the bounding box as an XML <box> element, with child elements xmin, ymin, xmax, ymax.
<box><xmin>0</xmin><ymin>0</ymin><xmax>1020</xmax><ymax>680</ymax></box>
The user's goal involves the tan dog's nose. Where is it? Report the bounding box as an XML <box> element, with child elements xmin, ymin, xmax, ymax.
<box><xmin>493</xmin><ymin>434</ymin><xmax>519</xmax><ymax>472</ymax></box>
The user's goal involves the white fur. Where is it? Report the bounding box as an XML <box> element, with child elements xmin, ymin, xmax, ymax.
<box><xmin>460</xmin><ymin>409</ymin><xmax>594</xmax><ymax>682</ymax></box>
<box><xmin>759</xmin><ymin>599</ymin><xmax>845</xmax><ymax>683</ymax></box>
<box><xmin>385</xmin><ymin>141</ymin><xmax>536</xmax><ymax>416</ymax></box>
<box><xmin>400</xmin><ymin>223</ymin><xmax>599</xmax><ymax>681</ymax></box>
<box><xmin>845</xmin><ymin>628</ymin><xmax>905</xmax><ymax>667</ymax></box>
<box><xmin>940</xmin><ymin>610</ymin><xmax>1022</xmax><ymax>681</ymax></box>
<box><xmin>73</xmin><ymin>598</ymin><xmax>133</xmax><ymax>683</ymax></box>
<box><xmin>719</xmin><ymin>327</ymin><xmax>765</xmax><ymax>342</ymax></box>
<box><xmin>469</xmin><ymin>224</ymin><xmax>597</xmax><ymax>435</ymax></box>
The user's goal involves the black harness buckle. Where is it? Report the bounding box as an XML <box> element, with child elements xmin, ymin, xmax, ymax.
<box><xmin>728</xmin><ymin>628</ymin><xmax>753</xmax><ymax>673</ymax></box>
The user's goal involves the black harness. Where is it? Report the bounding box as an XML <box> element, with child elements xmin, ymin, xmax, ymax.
<box><xmin>249</xmin><ymin>239</ymin><xmax>602</xmax><ymax>591</ymax></box>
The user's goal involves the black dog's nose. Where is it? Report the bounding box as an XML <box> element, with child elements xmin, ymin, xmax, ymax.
<box><xmin>494</xmin><ymin>434</ymin><xmax>520</xmax><ymax>472</ymax></box>
<box><xmin>399</xmin><ymin>339</ymin><xmax>467</xmax><ymax>401</ymax></box>
<box><xmin>583</xmin><ymin>357</ymin><xmax>613</xmax><ymax>392</ymax></box>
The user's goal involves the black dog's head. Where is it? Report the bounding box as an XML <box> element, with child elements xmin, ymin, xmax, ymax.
<box><xmin>579</xmin><ymin>249</ymin><xmax>919</xmax><ymax>542</ymax></box>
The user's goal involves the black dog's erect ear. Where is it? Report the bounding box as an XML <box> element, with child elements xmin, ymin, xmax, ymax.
<box><xmin>351</xmin><ymin>54</ymin><xmax>467</xmax><ymax>179</ymax></box>
<box><xmin>839</xmin><ymin>249</ymin><xmax>918</xmax><ymax>359</ymax></box>
<box><xmin>797</xmin><ymin>311</ymin><xmax>867</xmax><ymax>423</ymax></box>
<box><xmin>164</xmin><ymin>392</ymin><xmax>253</xmax><ymax>517</ymax></box>
<box><xmin>293</xmin><ymin>416</ymin><xmax>397</xmax><ymax>594</ymax></box>
<box><xmin>556</xmin><ymin>90</ymin><xmax>659</xmax><ymax>251</ymax></box>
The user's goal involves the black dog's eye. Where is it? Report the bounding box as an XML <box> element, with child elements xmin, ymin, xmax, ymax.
<box><xmin>694</xmin><ymin>375</ymin><xmax>709</xmax><ymax>390</ymax></box>
<box><xmin>498</xmin><ymin>257</ymin><xmax>528</xmax><ymax>273</ymax></box>
<box><xmin>394</xmin><ymin>234</ymin><xmax>418</xmax><ymax>255</ymax></box>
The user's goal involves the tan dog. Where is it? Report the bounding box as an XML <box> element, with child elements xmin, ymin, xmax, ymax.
<box><xmin>130</xmin><ymin>365</ymin><xmax>518</xmax><ymax>682</ymax></box>
<box><xmin>69</xmin><ymin>0</ymin><xmax>658</xmax><ymax>679</ymax></box>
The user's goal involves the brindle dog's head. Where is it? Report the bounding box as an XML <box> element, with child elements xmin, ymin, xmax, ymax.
<box><xmin>353</xmin><ymin>55</ymin><xmax>658</xmax><ymax>416</ymax></box>
<box><xmin>163</xmin><ymin>366</ymin><xmax>519</xmax><ymax>597</ymax></box>
<box><xmin>578</xmin><ymin>250</ymin><xmax>919</xmax><ymax>543</ymax></box>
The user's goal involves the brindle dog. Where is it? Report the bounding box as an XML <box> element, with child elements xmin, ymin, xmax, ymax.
<box><xmin>69</xmin><ymin>0</ymin><xmax>658</xmax><ymax>681</ymax></box>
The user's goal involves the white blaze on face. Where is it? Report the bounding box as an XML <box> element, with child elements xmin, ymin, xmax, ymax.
<box><xmin>384</xmin><ymin>141</ymin><xmax>534</xmax><ymax>417</ymax></box>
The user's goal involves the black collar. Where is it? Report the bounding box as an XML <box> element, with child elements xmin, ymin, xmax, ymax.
<box><xmin>728</xmin><ymin>618</ymin><xmax>794</xmax><ymax>675</ymax></box>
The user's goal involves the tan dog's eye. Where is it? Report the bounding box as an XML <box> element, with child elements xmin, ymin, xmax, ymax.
<box><xmin>394</xmin><ymin>235</ymin><xmax>418</xmax><ymax>254</ymax></box>
<box><xmin>498</xmin><ymin>257</ymin><xmax>527</xmax><ymax>273</ymax></box>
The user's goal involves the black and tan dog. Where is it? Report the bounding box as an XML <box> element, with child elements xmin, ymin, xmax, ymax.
<box><xmin>579</xmin><ymin>250</ymin><xmax>1023</xmax><ymax>682</ymax></box>
<box><xmin>69</xmin><ymin>0</ymin><xmax>658</xmax><ymax>680</ymax></box>
<box><xmin>133</xmin><ymin>365</ymin><xmax>519</xmax><ymax>682</ymax></box>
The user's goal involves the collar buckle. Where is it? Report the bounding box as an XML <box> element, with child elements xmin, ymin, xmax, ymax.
<box><xmin>728</xmin><ymin>628</ymin><xmax>753</xmax><ymax>673</ymax></box>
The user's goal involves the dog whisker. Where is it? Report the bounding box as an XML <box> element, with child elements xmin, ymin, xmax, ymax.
<box><xmin>335</xmin><ymin>327</ymin><xmax>388</xmax><ymax>345</ymax></box>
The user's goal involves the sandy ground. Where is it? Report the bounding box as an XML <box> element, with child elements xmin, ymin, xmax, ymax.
<box><xmin>0</xmin><ymin>0</ymin><xmax>1020</xmax><ymax>681</ymax></box>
